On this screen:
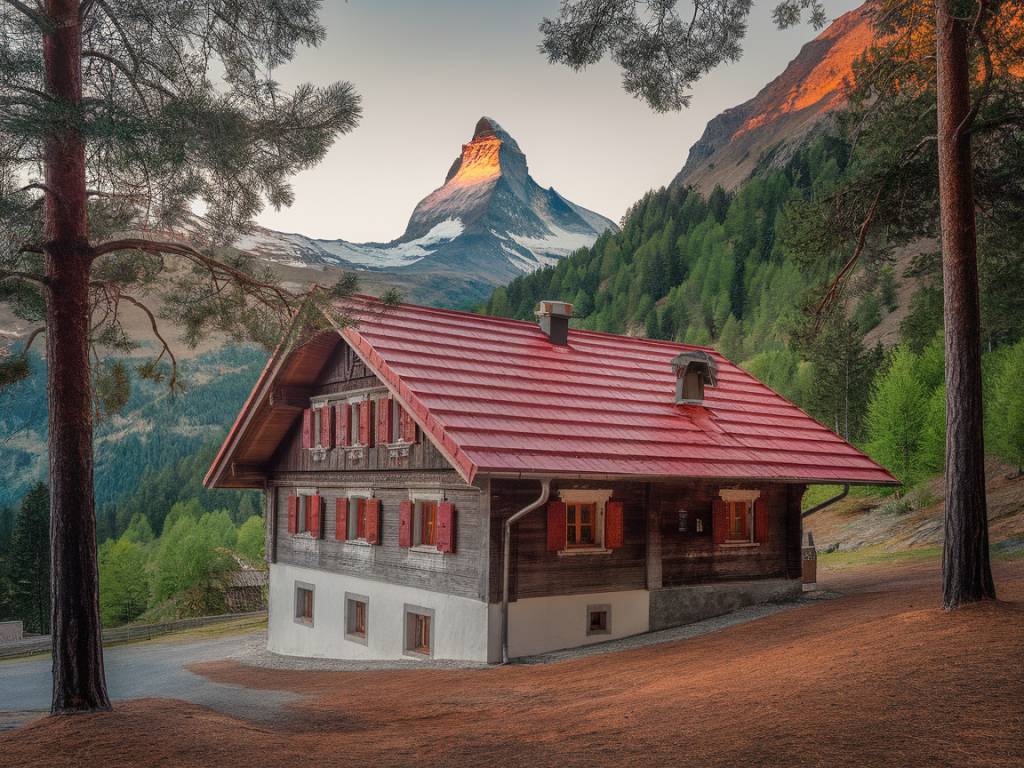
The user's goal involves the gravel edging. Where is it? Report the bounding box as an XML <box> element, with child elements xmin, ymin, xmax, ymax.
<box><xmin>227</xmin><ymin>591</ymin><xmax>841</xmax><ymax>672</ymax></box>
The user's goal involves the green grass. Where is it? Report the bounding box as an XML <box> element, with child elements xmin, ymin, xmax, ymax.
<box><xmin>820</xmin><ymin>541</ymin><xmax>1024</xmax><ymax>570</ymax></box>
<box><xmin>818</xmin><ymin>545</ymin><xmax>942</xmax><ymax>569</ymax></box>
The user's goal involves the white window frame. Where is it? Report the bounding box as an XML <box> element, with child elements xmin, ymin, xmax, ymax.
<box><xmin>344</xmin><ymin>488</ymin><xmax>375</xmax><ymax>544</ymax></box>
<box><xmin>557</xmin><ymin>489</ymin><xmax>614</xmax><ymax>556</ymax></box>
<box><xmin>408</xmin><ymin>490</ymin><xmax>445</xmax><ymax>552</ymax></box>
<box><xmin>719</xmin><ymin>489</ymin><xmax>761</xmax><ymax>545</ymax></box>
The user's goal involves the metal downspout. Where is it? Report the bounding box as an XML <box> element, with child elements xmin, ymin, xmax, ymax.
<box><xmin>801</xmin><ymin>484</ymin><xmax>850</xmax><ymax>519</ymax></box>
<box><xmin>501</xmin><ymin>479</ymin><xmax>550</xmax><ymax>664</ymax></box>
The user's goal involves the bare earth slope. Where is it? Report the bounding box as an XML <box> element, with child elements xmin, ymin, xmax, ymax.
<box><xmin>3</xmin><ymin>556</ymin><xmax>1022</xmax><ymax>768</ymax></box>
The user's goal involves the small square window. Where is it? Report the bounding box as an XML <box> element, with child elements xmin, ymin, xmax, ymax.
<box><xmin>587</xmin><ymin>604</ymin><xmax>611</xmax><ymax>636</ymax></box>
<box><xmin>403</xmin><ymin>605</ymin><xmax>434</xmax><ymax>657</ymax></box>
<box><xmin>294</xmin><ymin>583</ymin><xmax>314</xmax><ymax>627</ymax></box>
<box><xmin>345</xmin><ymin>593</ymin><xmax>368</xmax><ymax>645</ymax></box>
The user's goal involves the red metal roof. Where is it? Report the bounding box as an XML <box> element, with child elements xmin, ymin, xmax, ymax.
<box><xmin>337</xmin><ymin>296</ymin><xmax>897</xmax><ymax>487</ymax></box>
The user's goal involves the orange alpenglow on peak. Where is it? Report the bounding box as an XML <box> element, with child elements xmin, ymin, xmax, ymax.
<box><xmin>445</xmin><ymin>116</ymin><xmax>520</xmax><ymax>188</ymax></box>
<box><xmin>448</xmin><ymin>135</ymin><xmax>502</xmax><ymax>186</ymax></box>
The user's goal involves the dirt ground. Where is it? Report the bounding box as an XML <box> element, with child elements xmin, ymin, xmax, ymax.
<box><xmin>2</xmin><ymin>557</ymin><xmax>1022</xmax><ymax>768</ymax></box>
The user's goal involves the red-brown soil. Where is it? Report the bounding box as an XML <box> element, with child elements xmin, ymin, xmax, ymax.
<box><xmin>3</xmin><ymin>558</ymin><xmax>1022</xmax><ymax>768</ymax></box>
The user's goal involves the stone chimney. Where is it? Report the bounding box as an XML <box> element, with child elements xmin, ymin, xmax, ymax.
<box><xmin>536</xmin><ymin>300</ymin><xmax>573</xmax><ymax>345</ymax></box>
<box><xmin>671</xmin><ymin>351</ymin><xmax>718</xmax><ymax>404</ymax></box>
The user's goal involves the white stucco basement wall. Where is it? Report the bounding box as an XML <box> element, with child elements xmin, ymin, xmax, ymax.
<box><xmin>493</xmin><ymin>589</ymin><xmax>651</xmax><ymax>659</ymax></box>
<box><xmin>267</xmin><ymin>563</ymin><xmax>490</xmax><ymax>662</ymax></box>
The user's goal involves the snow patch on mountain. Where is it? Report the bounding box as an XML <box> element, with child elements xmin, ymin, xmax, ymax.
<box><xmin>233</xmin><ymin>218</ymin><xmax>465</xmax><ymax>271</ymax></box>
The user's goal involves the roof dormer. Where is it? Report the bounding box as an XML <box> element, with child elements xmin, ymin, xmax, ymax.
<box><xmin>671</xmin><ymin>351</ymin><xmax>718</xmax><ymax>405</ymax></box>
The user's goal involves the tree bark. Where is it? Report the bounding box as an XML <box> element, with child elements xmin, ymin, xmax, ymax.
<box><xmin>935</xmin><ymin>0</ymin><xmax>995</xmax><ymax>609</ymax></box>
<box><xmin>43</xmin><ymin>0</ymin><xmax>111</xmax><ymax>713</ymax></box>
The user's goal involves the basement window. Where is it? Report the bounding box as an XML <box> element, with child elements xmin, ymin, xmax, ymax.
<box><xmin>587</xmin><ymin>604</ymin><xmax>611</xmax><ymax>636</ymax></box>
<box><xmin>403</xmin><ymin>605</ymin><xmax>434</xmax><ymax>658</ymax></box>
<box><xmin>345</xmin><ymin>593</ymin><xmax>368</xmax><ymax>645</ymax></box>
<box><xmin>294</xmin><ymin>582</ymin><xmax>314</xmax><ymax>627</ymax></box>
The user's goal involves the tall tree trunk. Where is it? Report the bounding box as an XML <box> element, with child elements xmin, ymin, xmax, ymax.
<box><xmin>935</xmin><ymin>0</ymin><xmax>995</xmax><ymax>609</ymax></box>
<box><xmin>43</xmin><ymin>0</ymin><xmax>111</xmax><ymax>713</ymax></box>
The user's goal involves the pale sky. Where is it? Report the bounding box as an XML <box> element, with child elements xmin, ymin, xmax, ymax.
<box><xmin>257</xmin><ymin>0</ymin><xmax>862</xmax><ymax>242</ymax></box>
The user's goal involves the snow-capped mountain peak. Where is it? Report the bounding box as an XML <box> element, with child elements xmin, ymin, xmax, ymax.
<box><xmin>232</xmin><ymin>117</ymin><xmax>616</xmax><ymax>304</ymax></box>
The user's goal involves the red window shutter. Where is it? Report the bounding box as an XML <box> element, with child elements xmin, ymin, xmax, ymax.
<box><xmin>309</xmin><ymin>495</ymin><xmax>323</xmax><ymax>538</ymax></box>
<box><xmin>287</xmin><ymin>495</ymin><xmax>299</xmax><ymax>535</ymax></box>
<box><xmin>754</xmin><ymin>498</ymin><xmax>768</xmax><ymax>544</ymax></box>
<box><xmin>377</xmin><ymin>396</ymin><xmax>393</xmax><ymax>444</ymax></box>
<box><xmin>399</xmin><ymin>407</ymin><xmax>417</xmax><ymax>443</ymax></box>
<box><xmin>712</xmin><ymin>499</ymin><xmax>727</xmax><ymax>545</ymax></box>
<box><xmin>320</xmin><ymin>406</ymin><xmax>334</xmax><ymax>448</ymax></box>
<box><xmin>547</xmin><ymin>501</ymin><xmax>567</xmax><ymax>552</ymax></box>
<box><xmin>301</xmin><ymin>408</ymin><xmax>313</xmax><ymax>449</ymax></box>
<box><xmin>605</xmin><ymin>501</ymin><xmax>624</xmax><ymax>549</ymax></box>
<box><xmin>398</xmin><ymin>500</ymin><xmax>413</xmax><ymax>547</ymax></box>
<box><xmin>365</xmin><ymin>498</ymin><xmax>381</xmax><ymax>544</ymax></box>
<box><xmin>436</xmin><ymin>501</ymin><xmax>455</xmax><ymax>553</ymax></box>
<box><xmin>336</xmin><ymin>403</ymin><xmax>351</xmax><ymax>447</ymax></box>
<box><xmin>336</xmin><ymin>497</ymin><xmax>349</xmax><ymax>541</ymax></box>
<box><xmin>359</xmin><ymin>400</ymin><xmax>372</xmax><ymax>445</ymax></box>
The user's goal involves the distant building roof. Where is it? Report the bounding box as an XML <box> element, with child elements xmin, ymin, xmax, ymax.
<box><xmin>206</xmin><ymin>295</ymin><xmax>897</xmax><ymax>488</ymax></box>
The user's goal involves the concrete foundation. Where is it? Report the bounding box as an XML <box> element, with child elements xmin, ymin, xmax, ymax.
<box><xmin>649</xmin><ymin>578</ymin><xmax>801</xmax><ymax>631</ymax></box>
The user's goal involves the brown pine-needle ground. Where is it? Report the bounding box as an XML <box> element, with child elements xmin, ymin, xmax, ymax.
<box><xmin>3</xmin><ymin>558</ymin><xmax>1022</xmax><ymax>768</ymax></box>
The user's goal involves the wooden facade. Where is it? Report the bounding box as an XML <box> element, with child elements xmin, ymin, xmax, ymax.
<box><xmin>264</xmin><ymin>336</ymin><xmax>806</xmax><ymax>610</ymax></box>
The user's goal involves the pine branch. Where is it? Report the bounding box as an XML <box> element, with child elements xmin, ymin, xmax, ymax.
<box><xmin>90</xmin><ymin>236</ymin><xmax>299</xmax><ymax>310</ymax></box>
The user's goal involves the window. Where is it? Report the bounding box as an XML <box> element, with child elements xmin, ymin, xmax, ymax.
<box><xmin>587</xmin><ymin>604</ymin><xmax>611</xmax><ymax>636</ymax></box>
<box><xmin>349</xmin><ymin>399</ymin><xmax>361</xmax><ymax>445</ymax></box>
<box><xmin>727</xmin><ymin>501</ymin><xmax>750</xmax><ymax>541</ymax></box>
<box><xmin>345</xmin><ymin>593</ymin><xmax>368</xmax><ymax>644</ymax></box>
<box><xmin>550</xmin><ymin>489</ymin><xmax>615</xmax><ymax>554</ymax></box>
<box><xmin>403</xmin><ymin>605</ymin><xmax>434</xmax><ymax>658</ymax></box>
<box><xmin>294</xmin><ymin>583</ymin><xmax>314</xmax><ymax>627</ymax></box>
<box><xmin>715</xmin><ymin>489</ymin><xmax>761</xmax><ymax>545</ymax></box>
<box><xmin>350</xmin><ymin>497</ymin><xmax>366</xmax><ymax>540</ymax></box>
<box><xmin>288</xmin><ymin>491</ymin><xmax>320</xmax><ymax>536</ymax></box>
<box><xmin>566</xmin><ymin>502</ymin><xmax>597</xmax><ymax>548</ymax></box>
<box><xmin>414</xmin><ymin>500</ymin><xmax>438</xmax><ymax>547</ymax></box>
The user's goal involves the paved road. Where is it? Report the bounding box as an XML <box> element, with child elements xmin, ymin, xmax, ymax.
<box><xmin>0</xmin><ymin>631</ymin><xmax>299</xmax><ymax>731</ymax></box>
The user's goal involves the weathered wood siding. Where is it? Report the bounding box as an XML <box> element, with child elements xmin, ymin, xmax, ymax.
<box><xmin>490</xmin><ymin>479</ymin><xmax>804</xmax><ymax>602</ymax></box>
<box><xmin>269</xmin><ymin>472</ymin><xmax>487</xmax><ymax>600</ymax></box>
<box><xmin>489</xmin><ymin>480</ymin><xmax>648</xmax><ymax>603</ymax></box>
<box><xmin>264</xmin><ymin>339</ymin><xmax>488</xmax><ymax>601</ymax></box>
<box><xmin>652</xmin><ymin>481</ymin><xmax>804</xmax><ymax>586</ymax></box>
<box><xmin>270</xmin><ymin>342</ymin><xmax>453</xmax><ymax>474</ymax></box>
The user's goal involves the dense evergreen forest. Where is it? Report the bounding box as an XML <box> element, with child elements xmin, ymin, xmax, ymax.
<box><xmin>482</xmin><ymin>137</ymin><xmax>1024</xmax><ymax>481</ymax></box>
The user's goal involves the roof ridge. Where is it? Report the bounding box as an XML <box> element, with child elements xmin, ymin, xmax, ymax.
<box><xmin>341</xmin><ymin>293</ymin><xmax>721</xmax><ymax>354</ymax></box>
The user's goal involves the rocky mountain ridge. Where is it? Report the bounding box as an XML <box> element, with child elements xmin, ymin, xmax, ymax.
<box><xmin>672</xmin><ymin>3</ymin><xmax>875</xmax><ymax>193</ymax></box>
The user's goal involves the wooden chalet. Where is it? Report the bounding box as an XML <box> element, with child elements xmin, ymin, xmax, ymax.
<box><xmin>205</xmin><ymin>296</ymin><xmax>896</xmax><ymax>662</ymax></box>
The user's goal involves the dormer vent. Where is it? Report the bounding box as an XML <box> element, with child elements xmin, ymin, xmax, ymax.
<box><xmin>671</xmin><ymin>351</ymin><xmax>718</xmax><ymax>404</ymax></box>
<box><xmin>536</xmin><ymin>300</ymin><xmax>573</xmax><ymax>345</ymax></box>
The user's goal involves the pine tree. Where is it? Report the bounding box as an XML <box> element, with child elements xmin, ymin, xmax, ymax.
<box><xmin>989</xmin><ymin>340</ymin><xmax>1024</xmax><ymax>475</ymax></box>
<box><xmin>98</xmin><ymin>538</ymin><xmax>148</xmax><ymax>626</ymax></box>
<box><xmin>866</xmin><ymin>346</ymin><xmax>929</xmax><ymax>485</ymax></box>
<box><xmin>11</xmin><ymin>483</ymin><xmax>50</xmax><ymax>634</ymax></box>
<box><xmin>0</xmin><ymin>0</ymin><xmax>360</xmax><ymax>711</ymax></box>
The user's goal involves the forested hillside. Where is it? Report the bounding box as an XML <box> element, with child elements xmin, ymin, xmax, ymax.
<box><xmin>482</xmin><ymin>136</ymin><xmax>1024</xmax><ymax>480</ymax></box>
<box><xmin>0</xmin><ymin>346</ymin><xmax>266</xmax><ymax>515</ymax></box>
